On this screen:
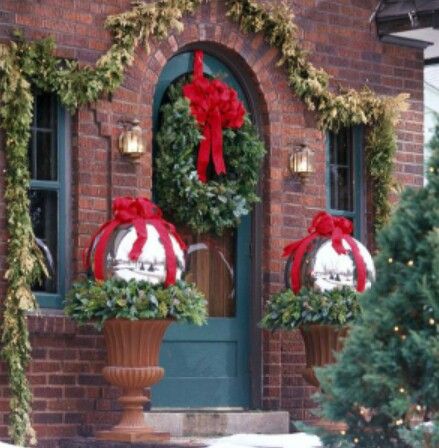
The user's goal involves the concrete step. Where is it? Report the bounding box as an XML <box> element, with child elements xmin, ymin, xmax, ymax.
<box><xmin>143</xmin><ymin>411</ymin><xmax>290</xmax><ymax>437</ymax></box>
<box><xmin>58</xmin><ymin>437</ymin><xmax>206</xmax><ymax>448</ymax></box>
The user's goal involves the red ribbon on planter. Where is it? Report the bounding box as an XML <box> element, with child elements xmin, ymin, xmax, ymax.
<box><xmin>283</xmin><ymin>211</ymin><xmax>367</xmax><ymax>294</ymax></box>
<box><xmin>84</xmin><ymin>197</ymin><xmax>186</xmax><ymax>287</ymax></box>
<box><xmin>183</xmin><ymin>50</ymin><xmax>246</xmax><ymax>183</ymax></box>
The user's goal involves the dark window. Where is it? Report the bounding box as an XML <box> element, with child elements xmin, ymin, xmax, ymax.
<box><xmin>28</xmin><ymin>92</ymin><xmax>69</xmax><ymax>308</ymax></box>
<box><xmin>326</xmin><ymin>126</ymin><xmax>363</xmax><ymax>239</ymax></box>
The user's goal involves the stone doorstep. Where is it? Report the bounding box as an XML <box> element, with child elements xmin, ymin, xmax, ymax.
<box><xmin>59</xmin><ymin>437</ymin><xmax>207</xmax><ymax>448</ymax></box>
<box><xmin>143</xmin><ymin>411</ymin><xmax>290</xmax><ymax>437</ymax></box>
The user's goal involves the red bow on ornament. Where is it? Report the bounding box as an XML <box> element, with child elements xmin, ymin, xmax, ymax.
<box><xmin>85</xmin><ymin>197</ymin><xmax>186</xmax><ymax>287</ymax></box>
<box><xmin>283</xmin><ymin>211</ymin><xmax>367</xmax><ymax>293</ymax></box>
<box><xmin>183</xmin><ymin>50</ymin><xmax>246</xmax><ymax>183</ymax></box>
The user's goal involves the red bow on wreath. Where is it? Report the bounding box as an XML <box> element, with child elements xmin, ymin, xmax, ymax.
<box><xmin>183</xmin><ymin>50</ymin><xmax>246</xmax><ymax>183</ymax></box>
<box><xmin>283</xmin><ymin>211</ymin><xmax>367</xmax><ymax>293</ymax></box>
<box><xmin>84</xmin><ymin>197</ymin><xmax>186</xmax><ymax>287</ymax></box>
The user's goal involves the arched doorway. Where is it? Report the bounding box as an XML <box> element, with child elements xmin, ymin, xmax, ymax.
<box><xmin>152</xmin><ymin>50</ymin><xmax>257</xmax><ymax>408</ymax></box>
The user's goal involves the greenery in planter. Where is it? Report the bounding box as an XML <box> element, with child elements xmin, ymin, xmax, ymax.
<box><xmin>261</xmin><ymin>287</ymin><xmax>361</xmax><ymax>330</ymax></box>
<box><xmin>65</xmin><ymin>278</ymin><xmax>207</xmax><ymax>330</ymax></box>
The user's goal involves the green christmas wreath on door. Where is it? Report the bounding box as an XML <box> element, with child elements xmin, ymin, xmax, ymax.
<box><xmin>155</xmin><ymin>50</ymin><xmax>266</xmax><ymax>235</ymax></box>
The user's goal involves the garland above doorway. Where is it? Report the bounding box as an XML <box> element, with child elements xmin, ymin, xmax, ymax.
<box><xmin>0</xmin><ymin>0</ymin><xmax>408</xmax><ymax>445</ymax></box>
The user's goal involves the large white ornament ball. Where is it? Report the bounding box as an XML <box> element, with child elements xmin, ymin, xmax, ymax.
<box><xmin>92</xmin><ymin>224</ymin><xmax>186</xmax><ymax>284</ymax></box>
<box><xmin>285</xmin><ymin>237</ymin><xmax>375</xmax><ymax>293</ymax></box>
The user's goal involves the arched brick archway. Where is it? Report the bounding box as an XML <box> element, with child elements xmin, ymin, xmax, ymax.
<box><xmin>144</xmin><ymin>35</ymin><xmax>296</xmax><ymax>412</ymax></box>
<box><xmin>73</xmin><ymin>0</ymin><xmax>326</xmax><ymax>416</ymax></box>
<box><xmin>138</xmin><ymin>7</ymin><xmax>324</xmax><ymax>413</ymax></box>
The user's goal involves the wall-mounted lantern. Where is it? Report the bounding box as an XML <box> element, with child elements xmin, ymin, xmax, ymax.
<box><xmin>289</xmin><ymin>143</ymin><xmax>315</xmax><ymax>182</ymax></box>
<box><xmin>118</xmin><ymin>119</ymin><xmax>145</xmax><ymax>160</ymax></box>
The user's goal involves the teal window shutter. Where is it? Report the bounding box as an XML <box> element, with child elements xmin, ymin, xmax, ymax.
<box><xmin>326</xmin><ymin>126</ymin><xmax>363</xmax><ymax>240</ymax></box>
<box><xmin>29</xmin><ymin>92</ymin><xmax>70</xmax><ymax>309</ymax></box>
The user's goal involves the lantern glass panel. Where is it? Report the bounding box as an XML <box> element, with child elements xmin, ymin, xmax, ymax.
<box><xmin>297</xmin><ymin>153</ymin><xmax>307</xmax><ymax>173</ymax></box>
<box><xmin>293</xmin><ymin>146</ymin><xmax>314</xmax><ymax>175</ymax></box>
<box><xmin>127</xmin><ymin>133</ymin><xmax>139</xmax><ymax>152</ymax></box>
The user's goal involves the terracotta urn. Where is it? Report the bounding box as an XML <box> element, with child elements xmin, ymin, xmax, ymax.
<box><xmin>300</xmin><ymin>324</ymin><xmax>349</xmax><ymax>433</ymax></box>
<box><xmin>300</xmin><ymin>324</ymin><xmax>348</xmax><ymax>388</ymax></box>
<box><xmin>96</xmin><ymin>319</ymin><xmax>172</xmax><ymax>442</ymax></box>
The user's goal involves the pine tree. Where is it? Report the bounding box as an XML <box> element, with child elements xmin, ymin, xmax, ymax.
<box><xmin>316</xmin><ymin>124</ymin><xmax>439</xmax><ymax>448</ymax></box>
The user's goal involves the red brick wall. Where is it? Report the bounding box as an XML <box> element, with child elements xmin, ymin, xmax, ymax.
<box><xmin>26</xmin><ymin>316</ymin><xmax>121</xmax><ymax>443</ymax></box>
<box><xmin>0</xmin><ymin>0</ymin><xmax>424</xmax><ymax>445</ymax></box>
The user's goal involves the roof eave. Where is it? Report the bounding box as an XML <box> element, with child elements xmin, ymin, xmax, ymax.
<box><xmin>376</xmin><ymin>11</ymin><xmax>439</xmax><ymax>36</ymax></box>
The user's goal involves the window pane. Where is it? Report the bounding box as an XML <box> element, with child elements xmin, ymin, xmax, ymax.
<box><xmin>28</xmin><ymin>135</ymin><xmax>36</xmax><ymax>179</ymax></box>
<box><xmin>28</xmin><ymin>92</ymin><xmax>58</xmax><ymax>181</ymax></box>
<box><xmin>336</xmin><ymin>167</ymin><xmax>353</xmax><ymax>211</ymax></box>
<box><xmin>329</xmin><ymin>128</ymin><xmax>354</xmax><ymax>213</ymax></box>
<box><xmin>36</xmin><ymin>93</ymin><xmax>54</xmax><ymax>129</ymax></box>
<box><xmin>36</xmin><ymin>131</ymin><xmax>57</xmax><ymax>180</ymax></box>
<box><xmin>335</xmin><ymin>128</ymin><xmax>350</xmax><ymax>166</ymax></box>
<box><xmin>330</xmin><ymin>167</ymin><xmax>338</xmax><ymax>210</ymax></box>
<box><xmin>329</xmin><ymin>133</ymin><xmax>337</xmax><ymax>164</ymax></box>
<box><xmin>185</xmin><ymin>231</ymin><xmax>236</xmax><ymax>317</ymax></box>
<box><xmin>30</xmin><ymin>190</ymin><xmax>58</xmax><ymax>293</ymax></box>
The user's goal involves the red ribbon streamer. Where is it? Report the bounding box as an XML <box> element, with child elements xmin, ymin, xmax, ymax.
<box><xmin>183</xmin><ymin>50</ymin><xmax>246</xmax><ymax>183</ymax></box>
<box><xmin>193</xmin><ymin>49</ymin><xmax>204</xmax><ymax>79</ymax></box>
<box><xmin>283</xmin><ymin>211</ymin><xmax>367</xmax><ymax>294</ymax></box>
<box><xmin>84</xmin><ymin>197</ymin><xmax>187</xmax><ymax>287</ymax></box>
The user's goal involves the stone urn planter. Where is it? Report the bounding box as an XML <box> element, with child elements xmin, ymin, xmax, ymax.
<box><xmin>96</xmin><ymin>319</ymin><xmax>172</xmax><ymax>442</ymax></box>
<box><xmin>300</xmin><ymin>324</ymin><xmax>348</xmax><ymax>433</ymax></box>
<box><xmin>300</xmin><ymin>324</ymin><xmax>348</xmax><ymax>388</ymax></box>
<box><xmin>65</xmin><ymin>198</ymin><xmax>207</xmax><ymax>442</ymax></box>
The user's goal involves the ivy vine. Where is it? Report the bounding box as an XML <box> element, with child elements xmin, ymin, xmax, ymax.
<box><xmin>0</xmin><ymin>0</ymin><xmax>408</xmax><ymax>444</ymax></box>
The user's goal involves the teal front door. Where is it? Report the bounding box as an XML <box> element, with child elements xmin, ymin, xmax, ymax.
<box><xmin>152</xmin><ymin>52</ymin><xmax>252</xmax><ymax>408</ymax></box>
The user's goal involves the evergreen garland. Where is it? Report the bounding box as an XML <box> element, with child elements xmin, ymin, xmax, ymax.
<box><xmin>0</xmin><ymin>0</ymin><xmax>409</xmax><ymax>444</ymax></box>
<box><xmin>0</xmin><ymin>43</ymin><xmax>47</xmax><ymax>446</ymax></box>
<box><xmin>366</xmin><ymin>107</ymin><xmax>400</xmax><ymax>231</ymax></box>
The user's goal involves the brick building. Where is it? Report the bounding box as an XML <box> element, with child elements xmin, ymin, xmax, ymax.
<box><xmin>0</xmin><ymin>0</ymin><xmax>425</xmax><ymax>446</ymax></box>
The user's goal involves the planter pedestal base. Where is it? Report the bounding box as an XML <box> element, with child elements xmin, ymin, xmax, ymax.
<box><xmin>310</xmin><ymin>418</ymin><xmax>347</xmax><ymax>434</ymax></box>
<box><xmin>96</xmin><ymin>429</ymin><xmax>170</xmax><ymax>443</ymax></box>
<box><xmin>95</xmin><ymin>386</ymin><xmax>170</xmax><ymax>442</ymax></box>
<box><xmin>300</xmin><ymin>325</ymin><xmax>349</xmax><ymax>434</ymax></box>
<box><xmin>97</xmin><ymin>320</ymin><xmax>172</xmax><ymax>443</ymax></box>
